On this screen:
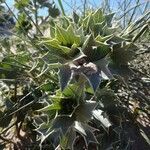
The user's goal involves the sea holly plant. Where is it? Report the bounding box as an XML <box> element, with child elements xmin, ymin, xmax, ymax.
<box><xmin>35</xmin><ymin>9</ymin><xmax>140</xmax><ymax>149</ymax></box>
<box><xmin>35</xmin><ymin>84</ymin><xmax>112</xmax><ymax>149</ymax></box>
<box><xmin>35</xmin><ymin>8</ymin><xmax>139</xmax><ymax>149</ymax></box>
<box><xmin>39</xmin><ymin>8</ymin><xmax>138</xmax><ymax>92</ymax></box>
<box><xmin>0</xmin><ymin>0</ymin><xmax>149</xmax><ymax>149</ymax></box>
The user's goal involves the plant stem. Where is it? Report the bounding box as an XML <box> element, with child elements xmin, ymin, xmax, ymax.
<box><xmin>57</xmin><ymin>0</ymin><xmax>65</xmax><ymax>16</ymax></box>
<box><xmin>33</xmin><ymin>0</ymin><xmax>38</xmax><ymax>34</ymax></box>
<box><xmin>128</xmin><ymin>0</ymin><xmax>140</xmax><ymax>25</ymax></box>
<box><xmin>123</xmin><ymin>0</ymin><xmax>127</xmax><ymax>28</ymax></box>
<box><xmin>83</xmin><ymin>0</ymin><xmax>87</xmax><ymax>17</ymax></box>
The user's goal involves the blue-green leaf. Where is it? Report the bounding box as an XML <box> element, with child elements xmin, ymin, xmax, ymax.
<box><xmin>85</xmin><ymin>72</ymin><xmax>101</xmax><ymax>92</ymax></box>
<box><xmin>96</xmin><ymin>58</ymin><xmax>113</xmax><ymax>79</ymax></box>
<box><xmin>59</xmin><ymin>65</ymin><xmax>72</xmax><ymax>91</ymax></box>
<box><xmin>52</xmin><ymin>116</ymin><xmax>74</xmax><ymax>135</ymax></box>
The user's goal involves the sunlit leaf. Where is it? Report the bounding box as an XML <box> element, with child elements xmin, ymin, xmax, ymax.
<box><xmin>95</xmin><ymin>34</ymin><xmax>113</xmax><ymax>43</ymax></box>
<box><xmin>14</xmin><ymin>0</ymin><xmax>30</xmax><ymax>9</ymax></box>
<box><xmin>58</xmin><ymin>45</ymin><xmax>71</xmax><ymax>54</ymax></box>
<box><xmin>74</xmin><ymin>121</ymin><xmax>86</xmax><ymax>135</ymax></box>
<box><xmin>37</xmin><ymin>104</ymin><xmax>61</xmax><ymax>112</ymax></box>
<box><xmin>40</xmin><ymin>38</ymin><xmax>60</xmax><ymax>49</ymax></box>
<box><xmin>67</xmin><ymin>25</ymin><xmax>81</xmax><ymax>45</ymax></box>
<box><xmin>92</xmin><ymin>43</ymin><xmax>110</xmax><ymax>61</ymax></box>
<box><xmin>93</xmin><ymin>9</ymin><xmax>105</xmax><ymax>24</ymax></box>
<box><xmin>74</xmin><ymin>122</ymin><xmax>98</xmax><ymax>146</ymax></box>
<box><xmin>55</xmin><ymin>25</ymin><xmax>68</xmax><ymax>45</ymax></box>
<box><xmin>93</xmin><ymin>109</ymin><xmax>112</xmax><ymax>128</ymax></box>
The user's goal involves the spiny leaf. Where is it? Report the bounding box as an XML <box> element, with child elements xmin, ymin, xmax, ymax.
<box><xmin>68</xmin><ymin>47</ymin><xmax>81</xmax><ymax>58</ymax></box>
<box><xmin>104</xmin><ymin>13</ymin><xmax>115</xmax><ymax>26</ymax></box>
<box><xmin>93</xmin><ymin>109</ymin><xmax>112</xmax><ymax>128</ymax></box>
<box><xmin>92</xmin><ymin>22</ymin><xmax>105</xmax><ymax>35</ymax></box>
<box><xmin>59</xmin><ymin>45</ymin><xmax>71</xmax><ymax>54</ymax></box>
<box><xmin>55</xmin><ymin>25</ymin><xmax>81</xmax><ymax>47</ymax></box>
<box><xmin>108</xmin><ymin>63</ymin><xmax>134</xmax><ymax>80</ymax></box>
<box><xmin>40</xmin><ymin>38</ymin><xmax>60</xmax><ymax>49</ymax></box>
<box><xmin>110</xmin><ymin>42</ymin><xmax>136</xmax><ymax>65</ymax></box>
<box><xmin>95</xmin><ymin>34</ymin><xmax>113</xmax><ymax>43</ymax></box>
<box><xmin>73</xmin><ymin>101</ymin><xmax>97</xmax><ymax>122</ymax></box>
<box><xmin>95</xmin><ymin>58</ymin><xmax>113</xmax><ymax>79</ymax></box>
<box><xmin>92</xmin><ymin>43</ymin><xmax>110</xmax><ymax>61</ymax></box>
<box><xmin>62</xmin><ymin>83</ymin><xmax>82</xmax><ymax>99</ymax></box>
<box><xmin>67</xmin><ymin>25</ymin><xmax>81</xmax><ymax>45</ymax></box>
<box><xmin>36</xmin><ymin>123</ymin><xmax>54</xmax><ymax>144</ymax></box>
<box><xmin>74</xmin><ymin>122</ymin><xmax>98</xmax><ymax>147</ymax></box>
<box><xmin>62</xmin><ymin>127</ymin><xmax>76</xmax><ymax>150</ymax></box>
<box><xmin>52</xmin><ymin>116</ymin><xmax>74</xmax><ymax>135</ymax></box>
<box><xmin>55</xmin><ymin>25</ymin><xmax>68</xmax><ymax>45</ymax></box>
<box><xmin>73</xmin><ymin>11</ymin><xmax>80</xmax><ymax>24</ymax></box>
<box><xmin>50</xmin><ymin>25</ymin><xmax>55</xmax><ymax>38</ymax></box>
<box><xmin>102</xmin><ymin>25</ymin><xmax>117</xmax><ymax>36</ymax></box>
<box><xmin>60</xmin><ymin>16</ymin><xmax>70</xmax><ymax>29</ymax></box>
<box><xmin>132</xmin><ymin>24</ymin><xmax>148</xmax><ymax>42</ymax></box>
<box><xmin>107</xmin><ymin>36</ymin><xmax>127</xmax><ymax>44</ymax></box>
<box><xmin>82</xmin><ymin>34</ymin><xmax>95</xmax><ymax>58</ymax></box>
<box><xmin>85</xmin><ymin>72</ymin><xmax>101</xmax><ymax>92</ymax></box>
<box><xmin>37</xmin><ymin>104</ymin><xmax>61</xmax><ymax>112</ymax></box>
<box><xmin>83</xmin><ymin>124</ymin><xmax>98</xmax><ymax>146</ymax></box>
<box><xmin>87</xmin><ymin>14</ymin><xmax>95</xmax><ymax>31</ymax></box>
<box><xmin>93</xmin><ymin>9</ymin><xmax>105</xmax><ymax>24</ymax></box>
<box><xmin>59</xmin><ymin>65</ymin><xmax>72</xmax><ymax>91</ymax></box>
<box><xmin>82</xmin><ymin>35</ymin><xmax>110</xmax><ymax>62</ymax></box>
<box><xmin>82</xmin><ymin>14</ymin><xmax>92</xmax><ymax>30</ymax></box>
<box><xmin>74</xmin><ymin>121</ymin><xmax>86</xmax><ymax>135</ymax></box>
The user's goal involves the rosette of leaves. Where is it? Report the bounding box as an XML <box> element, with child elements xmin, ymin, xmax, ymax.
<box><xmin>39</xmin><ymin>23</ymin><xmax>83</xmax><ymax>60</ymax></box>
<box><xmin>37</xmin><ymin>0</ymin><xmax>60</xmax><ymax>18</ymax></box>
<box><xmin>76</xmin><ymin>9</ymin><xmax>138</xmax><ymax>79</ymax></box>
<box><xmin>79</xmin><ymin>9</ymin><xmax>115</xmax><ymax>36</ymax></box>
<box><xmin>74</xmin><ymin>9</ymin><xmax>141</xmax><ymax>79</ymax></box>
<box><xmin>59</xmin><ymin>33</ymin><xmax>114</xmax><ymax>92</ymax></box>
<box><xmin>108</xmin><ymin>41</ymin><xmax>137</xmax><ymax>79</ymax></box>
<box><xmin>35</xmin><ymin>84</ymin><xmax>112</xmax><ymax>149</ymax></box>
<box><xmin>14</xmin><ymin>0</ymin><xmax>31</xmax><ymax>9</ymax></box>
<box><xmin>40</xmin><ymin>20</ymin><xmax>113</xmax><ymax>92</ymax></box>
<box><xmin>15</xmin><ymin>12</ymin><xmax>32</xmax><ymax>34</ymax></box>
<box><xmin>107</xmin><ymin>12</ymin><xmax>149</xmax><ymax>79</ymax></box>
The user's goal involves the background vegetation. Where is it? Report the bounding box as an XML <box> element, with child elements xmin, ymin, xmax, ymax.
<box><xmin>0</xmin><ymin>0</ymin><xmax>149</xmax><ymax>149</ymax></box>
